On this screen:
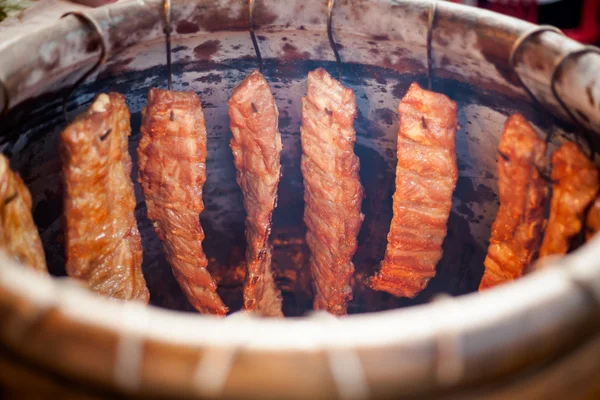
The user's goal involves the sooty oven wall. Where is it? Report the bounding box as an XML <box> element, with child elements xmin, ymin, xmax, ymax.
<box><xmin>2</xmin><ymin>32</ymin><xmax>565</xmax><ymax>316</ymax></box>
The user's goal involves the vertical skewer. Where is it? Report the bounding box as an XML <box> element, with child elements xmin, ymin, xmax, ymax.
<box><xmin>60</xmin><ymin>12</ymin><xmax>108</xmax><ymax>123</ymax></box>
<box><xmin>0</xmin><ymin>78</ymin><xmax>8</xmax><ymax>118</ymax></box>
<box><xmin>248</xmin><ymin>0</ymin><xmax>264</xmax><ymax>74</ymax></box>
<box><xmin>327</xmin><ymin>0</ymin><xmax>342</xmax><ymax>82</ymax></box>
<box><xmin>426</xmin><ymin>1</ymin><xmax>437</xmax><ymax>91</ymax></box>
<box><xmin>163</xmin><ymin>0</ymin><xmax>173</xmax><ymax>91</ymax></box>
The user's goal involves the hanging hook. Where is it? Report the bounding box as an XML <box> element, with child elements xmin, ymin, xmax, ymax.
<box><xmin>497</xmin><ymin>150</ymin><xmax>556</xmax><ymax>184</ymax></box>
<box><xmin>248</xmin><ymin>0</ymin><xmax>264</xmax><ymax>74</ymax></box>
<box><xmin>0</xmin><ymin>78</ymin><xmax>9</xmax><ymax>118</ymax></box>
<box><xmin>426</xmin><ymin>1</ymin><xmax>437</xmax><ymax>91</ymax></box>
<box><xmin>550</xmin><ymin>46</ymin><xmax>600</xmax><ymax>160</ymax></box>
<box><xmin>327</xmin><ymin>0</ymin><xmax>342</xmax><ymax>82</ymax></box>
<box><xmin>163</xmin><ymin>0</ymin><xmax>173</xmax><ymax>91</ymax></box>
<box><xmin>61</xmin><ymin>12</ymin><xmax>108</xmax><ymax>123</ymax></box>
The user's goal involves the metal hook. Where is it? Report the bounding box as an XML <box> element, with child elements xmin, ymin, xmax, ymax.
<box><xmin>163</xmin><ymin>0</ymin><xmax>173</xmax><ymax>91</ymax></box>
<box><xmin>497</xmin><ymin>150</ymin><xmax>557</xmax><ymax>184</ymax></box>
<box><xmin>327</xmin><ymin>0</ymin><xmax>342</xmax><ymax>82</ymax></box>
<box><xmin>0</xmin><ymin>78</ymin><xmax>9</xmax><ymax>118</ymax></box>
<box><xmin>550</xmin><ymin>46</ymin><xmax>600</xmax><ymax>160</ymax></box>
<box><xmin>426</xmin><ymin>1</ymin><xmax>437</xmax><ymax>91</ymax></box>
<box><xmin>61</xmin><ymin>12</ymin><xmax>108</xmax><ymax>123</ymax></box>
<box><xmin>309</xmin><ymin>311</ymin><xmax>370</xmax><ymax>400</ymax></box>
<box><xmin>248</xmin><ymin>0</ymin><xmax>264</xmax><ymax>74</ymax></box>
<box><xmin>193</xmin><ymin>311</ymin><xmax>254</xmax><ymax>397</ymax></box>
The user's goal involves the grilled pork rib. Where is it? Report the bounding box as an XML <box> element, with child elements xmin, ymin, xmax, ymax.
<box><xmin>539</xmin><ymin>142</ymin><xmax>599</xmax><ymax>257</ymax></box>
<box><xmin>0</xmin><ymin>155</ymin><xmax>47</xmax><ymax>273</ymax></box>
<box><xmin>229</xmin><ymin>70</ymin><xmax>283</xmax><ymax>317</ymax></box>
<box><xmin>61</xmin><ymin>93</ymin><xmax>149</xmax><ymax>301</ymax></box>
<box><xmin>301</xmin><ymin>68</ymin><xmax>364</xmax><ymax>316</ymax></box>
<box><xmin>479</xmin><ymin>114</ymin><xmax>547</xmax><ymax>290</ymax></box>
<box><xmin>370</xmin><ymin>83</ymin><xmax>458</xmax><ymax>298</ymax></box>
<box><xmin>138</xmin><ymin>88</ymin><xmax>227</xmax><ymax>315</ymax></box>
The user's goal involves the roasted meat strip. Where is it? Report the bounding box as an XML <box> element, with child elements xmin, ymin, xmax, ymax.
<box><xmin>138</xmin><ymin>88</ymin><xmax>227</xmax><ymax>315</ymax></box>
<box><xmin>586</xmin><ymin>196</ymin><xmax>600</xmax><ymax>240</ymax></box>
<box><xmin>301</xmin><ymin>68</ymin><xmax>364</xmax><ymax>316</ymax></box>
<box><xmin>539</xmin><ymin>142</ymin><xmax>599</xmax><ymax>257</ymax></box>
<box><xmin>479</xmin><ymin>114</ymin><xmax>547</xmax><ymax>290</ymax></box>
<box><xmin>369</xmin><ymin>83</ymin><xmax>458</xmax><ymax>298</ymax></box>
<box><xmin>61</xmin><ymin>93</ymin><xmax>149</xmax><ymax>301</ymax></box>
<box><xmin>0</xmin><ymin>155</ymin><xmax>47</xmax><ymax>272</ymax></box>
<box><xmin>229</xmin><ymin>70</ymin><xmax>283</xmax><ymax>317</ymax></box>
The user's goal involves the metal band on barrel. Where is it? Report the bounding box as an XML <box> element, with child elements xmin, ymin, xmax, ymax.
<box><xmin>193</xmin><ymin>311</ymin><xmax>254</xmax><ymax>397</ymax></box>
<box><xmin>310</xmin><ymin>311</ymin><xmax>370</xmax><ymax>400</ymax></box>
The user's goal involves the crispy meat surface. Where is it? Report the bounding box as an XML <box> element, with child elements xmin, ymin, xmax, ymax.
<box><xmin>479</xmin><ymin>114</ymin><xmax>547</xmax><ymax>290</ymax></box>
<box><xmin>369</xmin><ymin>82</ymin><xmax>458</xmax><ymax>298</ymax></box>
<box><xmin>586</xmin><ymin>196</ymin><xmax>600</xmax><ymax>240</ymax></box>
<box><xmin>61</xmin><ymin>93</ymin><xmax>149</xmax><ymax>301</ymax></box>
<box><xmin>539</xmin><ymin>142</ymin><xmax>599</xmax><ymax>257</ymax></box>
<box><xmin>0</xmin><ymin>155</ymin><xmax>47</xmax><ymax>273</ymax></box>
<box><xmin>138</xmin><ymin>88</ymin><xmax>227</xmax><ymax>315</ymax></box>
<box><xmin>229</xmin><ymin>70</ymin><xmax>283</xmax><ymax>317</ymax></box>
<box><xmin>301</xmin><ymin>68</ymin><xmax>364</xmax><ymax>316</ymax></box>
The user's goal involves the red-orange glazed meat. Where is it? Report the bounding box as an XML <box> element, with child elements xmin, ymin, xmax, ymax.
<box><xmin>229</xmin><ymin>70</ymin><xmax>283</xmax><ymax>317</ymax></box>
<box><xmin>539</xmin><ymin>142</ymin><xmax>599</xmax><ymax>257</ymax></box>
<box><xmin>138</xmin><ymin>88</ymin><xmax>227</xmax><ymax>315</ymax></box>
<box><xmin>586</xmin><ymin>196</ymin><xmax>600</xmax><ymax>240</ymax></box>
<box><xmin>369</xmin><ymin>83</ymin><xmax>458</xmax><ymax>298</ymax></box>
<box><xmin>61</xmin><ymin>93</ymin><xmax>149</xmax><ymax>301</ymax></box>
<box><xmin>0</xmin><ymin>155</ymin><xmax>47</xmax><ymax>273</ymax></box>
<box><xmin>479</xmin><ymin>114</ymin><xmax>547</xmax><ymax>290</ymax></box>
<box><xmin>301</xmin><ymin>68</ymin><xmax>364</xmax><ymax>316</ymax></box>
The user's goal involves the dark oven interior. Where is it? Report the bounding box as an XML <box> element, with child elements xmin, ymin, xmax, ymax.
<box><xmin>0</xmin><ymin>27</ymin><xmax>576</xmax><ymax>316</ymax></box>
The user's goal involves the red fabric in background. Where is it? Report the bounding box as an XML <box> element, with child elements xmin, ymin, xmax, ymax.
<box><xmin>564</xmin><ymin>0</ymin><xmax>600</xmax><ymax>44</ymax></box>
<box><xmin>477</xmin><ymin>0</ymin><xmax>599</xmax><ymax>44</ymax></box>
<box><xmin>485</xmin><ymin>1</ymin><xmax>538</xmax><ymax>24</ymax></box>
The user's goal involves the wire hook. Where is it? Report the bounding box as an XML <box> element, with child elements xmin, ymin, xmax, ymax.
<box><xmin>426</xmin><ymin>1</ymin><xmax>437</xmax><ymax>91</ymax></box>
<box><xmin>550</xmin><ymin>46</ymin><xmax>600</xmax><ymax>160</ymax></box>
<box><xmin>248</xmin><ymin>0</ymin><xmax>264</xmax><ymax>74</ymax></box>
<box><xmin>497</xmin><ymin>150</ymin><xmax>556</xmax><ymax>184</ymax></box>
<box><xmin>163</xmin><ymin>0</ymin><xmax>173</xmax><ymax>91</ymax></box>
<box><xmin>0</xmin><ymin>78</ymin><xmax>9</xmax><ymax>118</ymax></box>
<box><xmin>327</xmin><ymin>0</ymin><xmax>342</xmax><ymax>82</ymax></box>
<box><xmin>61</xmin><ymin>12</ymin><xmax>108</xmax><ymax>123</ymax></box>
